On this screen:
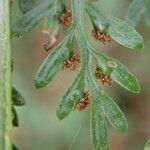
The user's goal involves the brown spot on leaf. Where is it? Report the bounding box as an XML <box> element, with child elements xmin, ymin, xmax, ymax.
<box><xmin>92</xmin><ymin>30</ymin><xmax>111</xmax><ymax>44</ymax></box>
<box><xmin>95</xmin><ymin>68</ymin><xmax>112</xmax><ymax>85</ymax></box>
<box><xmin>60</xmin><ymin>8</ymin><xmax>72</xmax><ymax>26</ymax></box>
<box><xmin>63</xmin><ymin>52</ymin><xmax>80</xmax><ymax>71</ymax></box>
<box><xmin>73</xmin><ymin>91</ymin><xmax>90</xmax><ymax>111</ymax></box>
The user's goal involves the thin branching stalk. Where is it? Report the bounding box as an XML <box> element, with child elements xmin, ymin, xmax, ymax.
<box><xmin>0</xmin><ymin>0</ymin><xmax>12</xmax><ymax>149</ymax></box>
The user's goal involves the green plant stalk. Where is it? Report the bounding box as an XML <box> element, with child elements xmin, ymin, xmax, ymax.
<box><xmin>0</xmin><ymin>0</ymin><xmax>12</xmax><ymax>150</ymax></box>
<box><xmin>75</xmin><ymin>0</ymin><xmax>89</xmax><ymax>70</ymax></box>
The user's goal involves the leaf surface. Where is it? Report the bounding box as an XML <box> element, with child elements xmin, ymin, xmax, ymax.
<box><xmin>101</xmin><ymin>94</ymin><xmax>128</xmax><ymax>133</ymax></box>
<box><xmin>57</xmin><ymin>71</ymin><xmax>84</xmax><ymax>120</ymax></box>
<box><xmin>108</xmin><ymin>16</ymin><xmax>144</xmax><ymax>49</ymax></box>
<box><xmin>90</xmin><ymin>93</ymin><xmax>109</xmax><ymax>150</ymax></box>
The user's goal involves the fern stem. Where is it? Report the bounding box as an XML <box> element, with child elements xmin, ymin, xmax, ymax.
<box><xmin>0</xmin><ymin>0</ymin><xmax>12</xmax><ymax>149</ymax></box>
<box><xmin>74</xmin><ymin>0</ymin><xmax>89</xmax><ymax>70</ymax></box>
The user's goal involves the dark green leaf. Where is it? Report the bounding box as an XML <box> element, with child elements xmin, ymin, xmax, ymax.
<box><xmin>144</xmin><ymin>138</ymin><xmax>150</xmax><ymax>150</ymax></box>
<box><xmin>89</xmin><ymin>47</ymin><xmax>140</xmax><ymax>93</ymax></box>
<box><xmin>12</xmin><ymin>107</ymin><xmax>19</xmax><ymax>127</ymax></box>
<box><xmin>125</xmin><ymin>0</ymin><xmax>144</xmax><ymax>27</ymax></box>
<box><xmin>35</xmin><ymin>28</ymin><xmax>75</xmax><ymax>88</ymax></box>
<box><xmin>56</xmin><ymin>71</ymin><xmax>85</xmax><ymax>120</ymax></box>
<box><xmin>12</xmin><ymin>0</ymin><xmax>53</xmax><ymax>36</ymax></box>
<box><xmin>12</xmin><ymin>87</ymin><xmax>26</xmax><ymax>106</ymax></box>
<box><xmin>101</xmin><ymin>94</ymin><xmax>128</xmax><ymax>133</ymax></box>
<box><xmin>90</xmin><ymin>93</ymin><xmax>109</xmax><ymax>150</ymax></box>
<box><xmin>12</xmin><ymin>144</ymin><xmax>18</xmax><ymax>150</ymax></box>
<box><xmin>18</xmin><ymin>0</ymin><xmax>35</xmax><ymax>14</ymax></box>
<box><xmin>107</xmin><ymin>16</ymin><xmax>144</xmax><ymax>49</ymax></box>
<box><xmin>144</xmin><ymin>0</ymin><xmax>150</xmax><ymax>29</ymax></box>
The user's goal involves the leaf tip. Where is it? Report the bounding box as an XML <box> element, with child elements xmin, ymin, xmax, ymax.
<box><xmin>56</xmin><ymin>109</ymin><xmax>64</xmax><ymax>121</ymax></box>
<box><xmin>132</xmin><ymin>79</ymin><xmax>140</xmax><ymax>93</ymax></box>
<box><xmin>120</xmin><ymin>121</ymin><xmax>128</xmax><ymax>134</ymax></box>
<box><xmin>35</xmin><ymin>72</ymin><xmax>49</xmax><ymax>88</ymax></box>
<box><xmin>135</xmin><ymin>40</ymin><xmax>144</xmax><ymax>49</ymax></box>
<box><xmin>35</xmin><ymin>79</ymin><xmax>45</xmax><ymax>89</ymax></box>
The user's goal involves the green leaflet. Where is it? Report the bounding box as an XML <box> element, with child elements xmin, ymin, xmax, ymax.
<box><xmin>35</xmin><ymin>27</ymin><xmax>75</xmax><ymax>88</ymax></box>
<box><xmin>56</xmin><ymin>71</ymin><xmax>85</xmax><ymax>120</ymax></box>
<box><xmin>85</xmin><ymin>2</ymin><xmax>144</xmax><ymax>49</ymax></box>
<box><xmin>35</xmin><ymin>46</ymin><xmax>71</xmax><ymax>88</ymax></box>
<box><xmin>18</xmin><ymin>0</ymin><xmax>35</xmax><ymax>14</ymax></box>
<box><xmin>109</xmin><ymin>58</ymin><xmax>140</xmax><ymax>93</ymax></box>
<box><xmin>107</xmin><ymin>16</ymin><xmax>144</xmax><ymax>49</ymax></box>
<box><xmin>144</xmin><ymin>0</ymin><xmax>150</xmax><ymax>29</ymax></box>
<box><xmin>90</xmin><ymin>47</ymin><xmax>140</xmax><ymax>93</ymax></box>
<box><xmin>12</xmin><ymin>87</ymin><xmax>26</xmax><ymax>106</ymax></box>
<box><xmin>101</xmin><ymin>94</ymin><xmax>128</xmax><ymax>133</ymax></box>
<box><xmin>125</xmin><ymin>0</ymin><xmax>144</xmax><ymax>27</ymax></box>
<box><xmin>12</xmin><ymin>0</ymin><xmax>54</xmax><ymax>36</ymax></box>
<box><xmin>89</xmin><ymin>46</ymin><xmax>140</xmax><ymax>93</ymax></box>
<box><xmin>90</xmin><ymin>93</ymin><xmax>109</xmax><ymax>150</ymax></box>
<box><xmin>144</xmin><ymin>138</ymin><xmax>150</xmax><ymax>150</ymax></box>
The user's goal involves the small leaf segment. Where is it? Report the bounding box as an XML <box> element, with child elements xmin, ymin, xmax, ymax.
<box><xmin>12</xmin><ymin>87</ymin><xmax>26</xmax><ymax>129</ymax></box>
<box><xmin>12</xmin><ymin>0</ymin><xmax>144</xmax><ymax>149</ymax></box>
<box><xmin>12</xmin><ymin>63</ymin><xmax>26</xmax><ymax>150</ymax></box>
<box><xmin>125</xmin><ymin>0</ymin><xmax>150</xmax><ymax>29</ymax></box>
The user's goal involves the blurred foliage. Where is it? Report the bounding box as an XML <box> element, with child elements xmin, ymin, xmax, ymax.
<box><xmin>125</xmin><ymin>0</ymin><xmax>150</xmax><ymax>29</ymax></box>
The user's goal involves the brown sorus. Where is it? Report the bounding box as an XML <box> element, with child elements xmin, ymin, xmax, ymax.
<box><xmin>73</xmin><ymin>91</ymin><xmax>90</xmax><ymax>111</ymax></box>
<box><xmin>60</xmin><ymin>8</ymin><xmax>72</xmax><ymax>26</ymax></box>
<box><xmin>92</xmin><ymin>30</ymin><xmax>111</xmax><ymax>44</ymax></box>
<box><xmin>63</xmin><ymin>52</ymin><xmax>80</xmax><ymax>71</ymax></box>
<box><xmin>95</xmin><ymin>68</ymin><xmax>112</xmax><ymax>85</ymax></box>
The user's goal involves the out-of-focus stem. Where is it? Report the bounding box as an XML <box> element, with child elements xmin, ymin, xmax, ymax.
<box><xmin>0</xmin><ymin>0</ymin><xmax>12</xmax><ymax>149</ymax></box>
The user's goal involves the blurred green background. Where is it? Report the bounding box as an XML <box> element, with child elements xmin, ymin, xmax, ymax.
<box><xmin>12</xmin><ymin>0</ymin><xmax>150</xmax><ymax>149</ymax></box>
